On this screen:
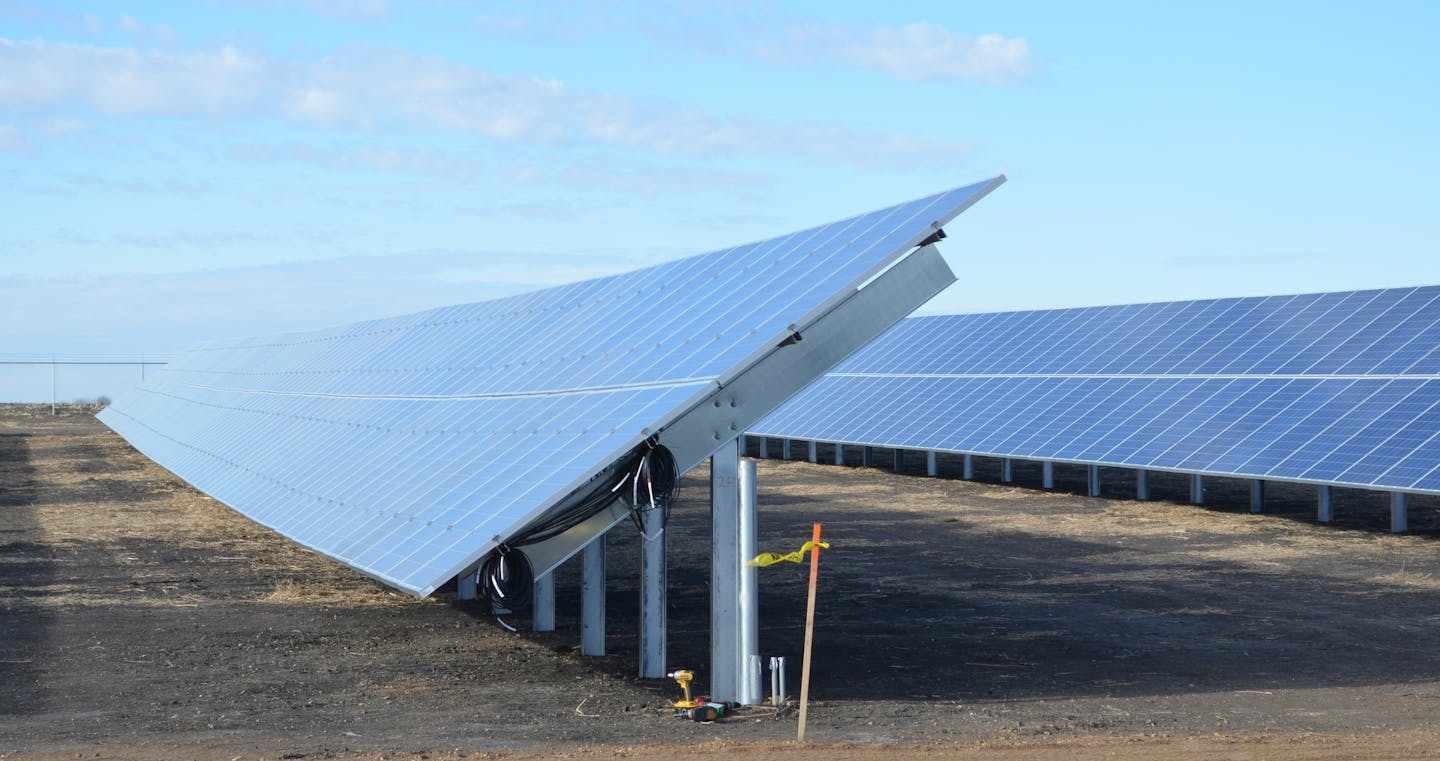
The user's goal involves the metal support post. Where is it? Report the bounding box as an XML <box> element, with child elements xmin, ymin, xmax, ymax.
<box><xmin>893</xmin><ymin>448</ymin><xmax>904</xmax><ymax>472</ymax></box>
<box><xmin>50</xmin><ymin>357</ymin><xmax>56</xmax><ymax>416</ymax></box>
<box><xmin>639</xmin><ymin>500</ymin><xmax>666</xmax><ymax>677</ymax></box>
<box><xmin>1392</xmin><ymin>492</ymin><xmax>1408</xmax><ymax>533</ymax></box>
<box><xmin>808</xmin><ymin>441</ymin><xmax>817</xmax><ymax>463</ymax></box>
<box><xmin>1250</xmin><ymin>480</ymin><xmax>1265</xmax><ymax>513</ymax></box>
<box><xmin>739</xmin><ymin>434</ymin><xmax>748</xmax><ymax>456</ymax></box>
<box><xmin>737</xmin><ymin>458</ymin><xmax>761</xmax><ymax>705</ymax></box>
<box><xmin>1137</xmin><ymin>469</ymin><xmax>1150</xmax><ymax>501</ymax></box>
<box><xmin>456</xmin><ymin>569</ymin><xmax>477</xmax><ymax>601</ymax></box>
<box><xmin>759</xmin><ymin>437</ymin><xmax>769</xmax><ymax>459</ymax></box>
<box><xmin>782</xmin><ymin>438</ymin><xmax>792</xmax><ymax>461</ymax></box>
<box><xmin>710</xmin><ymin>438</ymin><xmax>741</xmax><ymax>703</ymax></box>
<box><xmin>862</xmin><ymin>446</ymin><xmax>874</xmax><ymax>467</ymax></box>
<box><xmin>1317</xmin><ymin>485</ymin><xmax>1333</xmax><ymax>524</ymax></box>
<box><xmin>834</xmin><ymin>443</ymin><xmax>844</xmax><ymax>465</ymax></box>
<box><xmin>926</xmin><ymin>451</ymin><xmax>937</xmax><ymax>477</ymax></box>
<box><xmin>1041</xmin><ymin>461</ymin><xmax>1054</xmax><ymax>489</ymax></box>
<box><xmin>1001</xmin><ymin>457</ymin><xmax>1013</xmax><ymax>483</ymax></box>
<box><xmin>1088</xmin><ymin>464</ymin><xmax>1101</xmax><ymax>497</ymax></box>
<box><xmin>582</xmin><ymin>535</ymin><xmax>606</xmax><ymax>656</ymax></box>
<box><xmin>962</xmin><ymin>453</ymin><xmax>974</xmax><ymax>480</ymax></box>
<box><xmin>1189</xmin><ymin>474</ymin><xmax>1204</xmax><ymax>504</ymax></box>
<box><xmin>533</xmin><ymin>572</ymin><xmax>556</xmax><ymax>632</ymax></box>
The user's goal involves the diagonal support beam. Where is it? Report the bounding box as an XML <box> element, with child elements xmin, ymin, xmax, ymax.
<box><xmin>521</xmin><ymin>244</ymin><xmax>956</xmax><ymax>576</ymax></box>
<box><xmin>518</xmin><ymin>243</ymin><xmax>956</xmax><ymax>687</ymax></box>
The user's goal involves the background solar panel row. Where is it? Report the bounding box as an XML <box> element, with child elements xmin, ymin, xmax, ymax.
<box><xmin>751</xmin><ymin>286</ymin><xmax>1440</xmax><ymax>494</ymax></box>
<box><xmin>100</xmin><ymin>177</ymin><xmax>1003</xmax><ymax>596</ymax></box>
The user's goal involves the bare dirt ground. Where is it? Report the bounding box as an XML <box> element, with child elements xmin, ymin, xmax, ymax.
<box><xmin>5</xmin><ymin>409</ymin><xmax>1440</xmax><ymax>760</ymax></box>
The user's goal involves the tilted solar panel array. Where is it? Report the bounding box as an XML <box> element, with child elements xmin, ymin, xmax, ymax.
<box><xmin>751</xmin><ymin>286</ymin><xmax>1440</xmax><ymax>494</ymax></box>
<box><xmin>99</xmin><ymin>177</ymin><xmax>1004</xmax><ymax>596</ymax></box>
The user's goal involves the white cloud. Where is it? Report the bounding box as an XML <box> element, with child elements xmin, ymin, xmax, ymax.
<box><xmin>780</xmin><ymin>22</ymin><xmax>1029</xmax><ymax>84</ymax></box>
<box><xmin>228</xmin><ymin>141</ymin><xmax>487</xmax><ymax>179</ymax></box>
<box><xmin>0</xmin><ymin>123</ymin><xmax>35</xmax><ymax>153</ymax></box>
<box><xmin>0</xmin><ymin>39</ymin><xmax>270</xmax><ymax>116</ymax></box>
<box><xmin>476</xmin><ymin>6</ymin><xmax>1031</xmax><ymax>85</ymax></box>
<box><xmin>0</xmin><ymin>37</ymin><xmax>971</xmax><ymax>168</ymax></box>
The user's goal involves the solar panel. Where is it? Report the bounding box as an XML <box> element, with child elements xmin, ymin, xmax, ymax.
<box><xmin>99</xmin><ymin>176</ymin><xmax>1005</xmax><ymax>596</ymax></box>
<box><xmin>751</xmin><ymin>286</ymin><xmax>1440</xmax><ymax>494</ymax></box>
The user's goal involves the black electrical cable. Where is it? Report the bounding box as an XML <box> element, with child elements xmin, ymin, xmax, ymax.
<box><xmin>476</xmin><ymin>544</ymin><xmax>532</xmax><ymax>631</ymax></box>
<box><xmin>510</xmin><ymin>442</ymin><xmax>679</xmax><ymax>547</ymax></box>
<box><xmin>627</xmin><ymin>444</ymin><xmax>677</xmax><ymax>536</ymax></box>
<box><xmin>473</xmin><ymin>441</ymin><xmax>679</xmax><ymax>630</ymax></box>
<box><xmin>509</xmin><ymin>463</ymin><xmax>635</xmax><ymax>546</ymax></box>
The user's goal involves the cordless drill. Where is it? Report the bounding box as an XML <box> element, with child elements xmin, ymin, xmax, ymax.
<box><xmin>666</xmin><ymin>669</ymin><xmax>700</xmax><ymax>709</ymax></box>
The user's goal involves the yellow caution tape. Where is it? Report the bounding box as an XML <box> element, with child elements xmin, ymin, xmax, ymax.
<box><xmin>746</xmin><ymin>540</ymin><xmax>831</xmax><ymax>567</ymax></box>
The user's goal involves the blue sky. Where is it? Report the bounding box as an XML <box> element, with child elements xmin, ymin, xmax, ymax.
<box><xmin>2</xmin><ymin>1</ymin><xmax>1437</xmax><ymax>400</ymax></box>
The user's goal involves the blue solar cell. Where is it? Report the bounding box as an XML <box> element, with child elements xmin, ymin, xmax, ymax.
<box><xmin>751</xmin><ymin>285</ymin><xmax>1440</xmax><ymax>495</ymax></box>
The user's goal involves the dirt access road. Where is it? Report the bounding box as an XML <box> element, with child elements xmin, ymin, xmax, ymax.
<box><xmin>4</xmin><ymin>409</ymin><xmax>1440</xmax><ymax>760</ymax></box>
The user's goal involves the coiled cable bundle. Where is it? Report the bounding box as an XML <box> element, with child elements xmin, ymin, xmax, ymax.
<box><xmin>621</xmin><ymin>443</ymin><xmax>678</xmax><ymax>538</ymax></box>
<box><xmin>476</xmin><ymin>544</ymin><xmax>532</xmax><ymax>632</ymax></box>
<box><xmin>474</xmin><ymin>440</ymin><xmax>680</xmax><ymax>629</ymax></box>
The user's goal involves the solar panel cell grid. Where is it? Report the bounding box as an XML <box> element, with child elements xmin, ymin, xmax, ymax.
<box><xmin>752</xmin><ymin>285</ymin><xmax>1440</xmax><ymax>495</ymax></box>
<box><xmin>101</xmin><ymin>177</ymin><xmax>1004</xmax><ymax>595</ymax></box>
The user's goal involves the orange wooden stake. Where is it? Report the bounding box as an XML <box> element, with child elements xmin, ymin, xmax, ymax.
<box><xmin>796</xmin><ymin>522</ymin><xmax>823</xmax><ymax>742</ymax></box>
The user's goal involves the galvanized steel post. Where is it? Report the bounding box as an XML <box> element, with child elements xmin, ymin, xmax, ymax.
<box><xmin>1001</xmin><ymin>457</ymin><xmax>1013</xmax><ymax>483</ymax></box>
<box><xmin>1088</xmin><ymin>464</ymin><xmax>1100</xmax><ymax>497</ymax></box>
<box><xmin>926</xmin><ymin>450</ymin><xmax>937</xmax><ymax>477</ymax></box>
<box><xmin>533</xmin><ymin>572</ymin><xmax>556</xmax><ymax>632</ymax></box>
<box><xmin>1041</xmin><ymin>461</ymin><xmax>1054</xmax><ymax>489</ymax></box>
<box><xmin>1189</xmin><ymin>474</ymin><xmax>1204</xmax><ymax>504</ymax></box>
<box><xmin>1136</xmin><ymin>469</ymin><xmax>1150</xmax><ymax>501</ymax></box>
<box><xmin>1392</xmin><ymin>492</ymin><xmax>1408</xmax><ymax>533</ymax></box>
<box><xmin>737</xmin><ymin>458</ymin><xmax>761</xmax><ymax>705</ymax></box>
<box><xmin>710</xmin><ymin>438</ymin><xmax>741</xmax><ymax>703</ymax></box>
<box><xmin>1317</xmin><ymin>484</ymin><xmax>1333</xmax><ymax>523</ymax></box>
<box><xmin>639</xmin><ymin>503</ymin><xmax>666</xmax><ymax>677</ymax></box>
<box><xmin>582</xmin><ymin>535</ymin><xmax>606</xmax><ymax>656</ymax></box>
<box><xmin>456</xmin><ymin>568</ymin><xmax>477</xmax><ymax>600</ymax></box>
<box><xmin>1250</xmin><ymin>480</ymin><xmax>1265</xmax><ymax>513</ymax></box>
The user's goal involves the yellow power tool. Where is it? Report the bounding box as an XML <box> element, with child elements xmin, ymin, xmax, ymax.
<box><xmin>666</xmin><ymin>669</ymin><xmax>700</xmax><ymax>709</ymax></box>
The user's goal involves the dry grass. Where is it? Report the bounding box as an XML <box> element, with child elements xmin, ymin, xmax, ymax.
<box><xmin>1371</xmin><ymin>568</ymin><xmax>1440</xmax><ymax>591</ymax></box>
<box><xmin>260</xmin><ymin>577</ymin><xmax>415</xmax><ymax>607</ymax></box>
<box><xmin>3</xmin><ymin>415</ymin><xmax>424</xmax><ymax>611</ymax></box>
